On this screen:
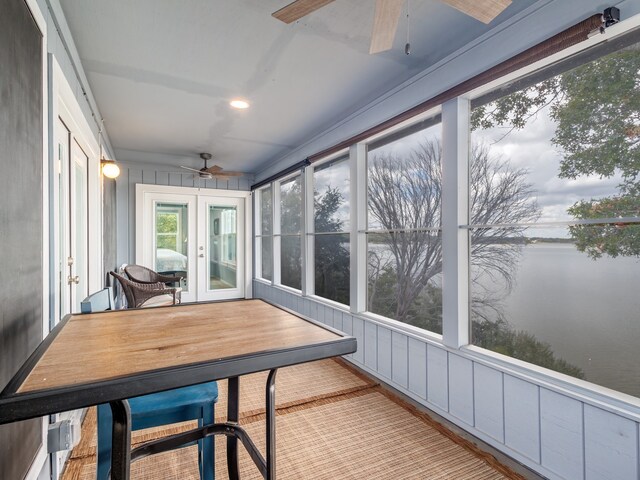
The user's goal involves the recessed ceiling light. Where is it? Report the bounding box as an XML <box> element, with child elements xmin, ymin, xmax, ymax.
<box><xmin>230</xmin><ymin>99</ymin><xmax>250</xmax><ymax>109</ymax></box>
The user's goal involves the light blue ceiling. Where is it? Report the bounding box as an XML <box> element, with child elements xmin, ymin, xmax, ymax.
<box><xmin>58</xmin><ymin>0</ymin><xmax>542</xmax><ymax>172</ymax></box>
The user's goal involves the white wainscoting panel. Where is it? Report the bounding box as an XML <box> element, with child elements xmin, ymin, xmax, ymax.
<box><xmin>474</xmin><ymin>363</ymin><xmax>504</xmax><ymax>443</ymax></box>
<box><xmin>391</xmin><ymin>331</ymin><xmax>408</xmax><ymax>389</ymax></box>
<box><xmin>540</xmin><ymin>388</ymin><xmax>584</xmax><ymax>480</ymax></box>
<box><xmin>377</xmin><ymin>327</ymin><xmax>392</xmax><ymax>380</ymax></box>
<box><xmin>426</xmin><ymin>344</ymin><xmax>449</xmax><ymax>411</ymax></box>
<box><xmin>448</xmin><ymin>354</ymin><xmax>474</xmax><ymax>426</ymax></box>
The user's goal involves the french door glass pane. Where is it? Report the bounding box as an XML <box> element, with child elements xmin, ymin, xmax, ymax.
<box><xmin>208</xmin><ymin>206</ymin><xmax>237</xmax><ymax>290</ymax></box>
<box><xmin>155</xmin><ymin>202</ymin><xmax>189</xmax><ymax>289</ymax></box>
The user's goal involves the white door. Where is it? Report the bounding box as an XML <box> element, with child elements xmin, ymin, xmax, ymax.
<box><xmin>149</xmin><ymin>194</ymin><xmax>197</xmax><ymax>302</ymax></box>
<box><xmin>56</xmin><ymin>118</ymin><xmax>89</xmax><ymax>317</ymax></box>
<box><xmin>139</xmin><ymin>188</ymin><xmax>246</xmax><ymax>303</ymax></box>
<box><xmin>197</xmin><ymin>196</ymin><xmax>245</xmax><ymax>301</ymax></box>
<box><xmin>69</xmin><ymin>139</ymin><xmax>89</xmax><ymax>311</ymax></box>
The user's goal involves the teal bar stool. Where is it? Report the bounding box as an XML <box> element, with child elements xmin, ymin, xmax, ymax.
<box><xmin>81</xmin><ymin>287</ymin><xmax>218</xmax><ymax>480</ymax></box>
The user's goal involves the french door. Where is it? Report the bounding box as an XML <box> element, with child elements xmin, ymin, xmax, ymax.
<box><xmin>138</xmin><ymin>186</ymin><xmax>248</xmax><ymax>303</ymax></box>
<box><xmin>56</xmin><ymin>118</ymin><xmax>89</xmax><ymax>317</ymax></box>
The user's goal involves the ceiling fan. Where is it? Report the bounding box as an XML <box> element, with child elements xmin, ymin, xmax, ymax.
<box><xmin>180</xmin><ymin>153</ymin><xmax>244</xmax><ymax>179</ymax></box>
<box><xmin>272</xmin><ymin>0</ymin><xmax>512</xmax><ymax>54</ymax></box>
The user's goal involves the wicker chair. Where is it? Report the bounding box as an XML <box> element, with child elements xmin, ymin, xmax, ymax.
<box><xmin>124</xmin><ymin>264</ymin><xmax>183</xmax><ymax>286</ymax></box>
<box><xmin>110</xmin><ymin>271</ymin><xmax>178</xmax><ymax>308</ymax></box>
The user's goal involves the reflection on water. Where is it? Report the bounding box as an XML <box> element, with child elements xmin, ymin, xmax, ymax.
<box><xmin>481</xmin><ymin>243</ymin><xmax>640</xmax><ymax>398</ymax></box>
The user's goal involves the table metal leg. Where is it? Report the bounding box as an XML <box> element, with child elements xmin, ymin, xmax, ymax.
<box><xmin>109</xmin><ymin>399</ymin><xmax>132</xmax><ymax>480</ymax></box>
<box><xmin>266</xmin><ymin>369</ymin><xmax>278</xmax><ymax>480</ymax></box>
<box><xmin>227</xmin><ymin>376</ymin><xmax>240</xmax><ymax>480</ymax></box>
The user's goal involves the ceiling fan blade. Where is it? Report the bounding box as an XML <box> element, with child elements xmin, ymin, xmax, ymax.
<box><xmin>369</xmin><ymin>0</ymin><xmax>405</xmax><ymax>55</ymax></box>
<box><xmin>440</xmin><ymin>0</ymin><xmax>511</xmax><ymax>24</ymax></box>
<box><xmin>180</xmin><ymin>165</ymin><xmax>204</xmax><ymax>174</ymax></box>
<box><xmin>272</xmin><ymin>0</ymin><xmax>335</xmax><ymax>24</ymax></box>
<box><xmin>204</xmin><ymin>165</ymin><xmax>244</xmax><ymax>177</ymax></box>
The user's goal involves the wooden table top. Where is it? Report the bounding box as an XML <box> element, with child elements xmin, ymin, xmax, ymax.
<box><xmin>18</xmin><ymin>300</ymin><xmax>343</xmax><ymax>393</ymax></box>
<box><xmin>0</xmin><ymin>299</ymin><xmax>355</xmax><ymax>425</ymax></box>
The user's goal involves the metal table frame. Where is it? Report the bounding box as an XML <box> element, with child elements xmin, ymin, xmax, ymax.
<box><xmin>0</xmin><ymin>300</ymin><xmax>356</xmax><ymax>480</ymax></box>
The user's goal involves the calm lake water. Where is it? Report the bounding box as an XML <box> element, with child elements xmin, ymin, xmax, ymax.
<box><xmin>482</xmin><ymin>243</ymin><xmax>640</xmax><ymax>398</ymax></box>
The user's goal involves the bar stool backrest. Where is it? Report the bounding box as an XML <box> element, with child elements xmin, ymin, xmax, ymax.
<box><xmin>80</xmin><ymin>287</ymin><xmax>115</xmax><ymax>313</ymax></box>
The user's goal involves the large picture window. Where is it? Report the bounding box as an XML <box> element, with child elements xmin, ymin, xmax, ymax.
<box><xmin>312</xmin><ymin>156</ymin><xmax>350</xmax><ymax>304</ymax></box>
<box><xmin>366</xmin><ymin>118</ymin><xmax>443</xmax><ymax>334</ymax></box>
<box><xmin>468</xmin><ymin>37</ymin><xmax>640</xmax><ymax>396</ymax></box>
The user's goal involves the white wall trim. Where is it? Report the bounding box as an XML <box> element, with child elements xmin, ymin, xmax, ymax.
<box><xmin>136</xmin><ymin>183</ymin><xmax>251</xmax><ymax>199</ymax></box>
<box><xmin>50</xmin><ymin>56</ymin><xmax>102</xmax><ymax>319</ymax></box>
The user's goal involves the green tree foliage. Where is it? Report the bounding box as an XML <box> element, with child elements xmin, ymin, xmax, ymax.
<box><xmin>473</xmin><ymin>44</ymin><xmax>640</xmax><ymax>257</ymax></box>
<box><xmin>156</xmin><ymin>213</ymin><xmax>178</xmax><ymax>250</ymax></box>
<box><xmin>568</xmin><ymin>196</ymin><xmax>640</xmax><ymax>259</ymax></box>
<box><xmin>280</xmin><ymin>177</ymin><xmax>303</xmax><ymax>289</ymax></box>
<box><xmin>314</xmin><ymin>187</ymin><xmax>350</xmax><ymax>304</ymax></box>
<box><xmin>472</xmin><ymin>319</ymin><xmax>585</xmax><ymax>378</ymax></box>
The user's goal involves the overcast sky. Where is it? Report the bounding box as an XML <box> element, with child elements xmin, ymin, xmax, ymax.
<box><xmin>474</xmin><ymin>105</ymin><xmax>621</xmax><ymax>223</ymax></box>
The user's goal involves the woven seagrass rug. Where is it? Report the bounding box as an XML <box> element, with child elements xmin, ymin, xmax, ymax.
<box><xmin>62</xmin><ymin>359</ymin><xmax>524</xmax><ymax>480</ymax></box>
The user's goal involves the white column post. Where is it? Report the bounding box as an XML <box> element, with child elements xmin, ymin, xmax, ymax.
<box><xmin>442</xmin><ymin>97</ymin><xmax>470</xmax><ymax>348</ymax></box>
<box><xmin>350</xmin><ymin>143</ymin><xmax>367</xmax><ymax>313</ymax></box>
<box><xmin>272</xmin><ymin>181</ymin><xmax>281</xmax><ymax>286</ymax></box>
<box><xmin>302</xmin><ymin>165</ymin><xmax>315</xmax><ymax>297</ymax></box>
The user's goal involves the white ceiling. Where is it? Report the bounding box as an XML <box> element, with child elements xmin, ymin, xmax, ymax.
<box><xmin>58</xmin><ymin>0</ymin><xmax>536</xmax><ymax>173</ymax></box>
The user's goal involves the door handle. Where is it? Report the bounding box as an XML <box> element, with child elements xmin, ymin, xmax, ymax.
<box><xmin>199</xmin><ymin>254</ymin><xmax>205</xmax><ymax>258</ymax></box>
<box><xmin>67</xmin><ymin>275</ymin><xmax>80</xmax><ymax>285</ymax></box>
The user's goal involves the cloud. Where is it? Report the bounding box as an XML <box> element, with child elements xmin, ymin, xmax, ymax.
<box><xmin>472</xmin><ymin>104</ymin><xmax>621</xmax><ymax>223</ymax></box>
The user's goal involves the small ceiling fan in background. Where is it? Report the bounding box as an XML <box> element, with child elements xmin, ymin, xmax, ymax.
<box><xmin>272</xmin><ymin>0</ymin><xmax>511</xmax><ymax>54</ymax></box>
<box><xmin>180</xmin><ymin>153</ymin><xmax>244</xmax><ymax>180</ymax></box>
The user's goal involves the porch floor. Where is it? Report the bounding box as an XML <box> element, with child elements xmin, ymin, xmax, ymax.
<box><xmin>61</xmin><ymin>359</ymin><xmax>524</xmax><ymax>479</ymax></box>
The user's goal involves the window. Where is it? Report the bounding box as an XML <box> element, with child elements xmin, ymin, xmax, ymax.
<box><xmin>220</xmin><ymin>208</ymin><xmax>237</xmax><ymax>266</ymax></box>
<box><xmin>155</xmin><ymin>203</ymin><xmax>188</xmax><ymax>273</ymax></box>
<box><xmin>312</xmin><ymin>156</ymin><xmax>350</xmax><ymax>304</ymax></box>
<box><xmin>366</xmin><ymin>117</ymin><xmax>443</xmax><ymax>333</ymax></box>
<box><xmin>468</xmin><ymin>37</ymin><xmax>640</xmax><ymax>396</ymax></box>
<box><xmin>256</xmin><ymin>186</ymin><xmax>273</xmax><ymax>281</ymax></box>
<box><xmin>279</xmin><ymin>174</ymin><xmax>303</xmax><ymax>290</ymax></box>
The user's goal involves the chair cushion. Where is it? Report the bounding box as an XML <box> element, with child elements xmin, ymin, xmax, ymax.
<box><xmin>140</xmin><ymin>294</ymin><xmax>175</xmax><ymax>308</ymax></box>
<box><xmin>129</xmin><ymin>381</ymin><xmax>218</xmax><ymax>416</ymax></box>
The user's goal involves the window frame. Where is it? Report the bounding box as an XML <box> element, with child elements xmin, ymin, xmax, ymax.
<box><xmin>274</xmin><ymin>171</ymin><xmax>304</xmax><ymax>292</ymax></box>
<box><xmin>307</xmin><ymin>151</ymin><xmax>351</xmax><ymax>306</ymax></box>
<box><xmin>361</xmin><ymin>108</ymin><xmax>447</xmax><ymax>336</ymax></box>
<box><xmin>254</xmin><ymin>185</ymin><xmax>273</xmax><ymax>282</ymax></box>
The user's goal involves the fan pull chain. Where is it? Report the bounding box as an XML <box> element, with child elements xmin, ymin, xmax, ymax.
<box><xmin>405</xmin><ymin>0</ymin><xmax>411</xmax><ymax>55</ymax></box>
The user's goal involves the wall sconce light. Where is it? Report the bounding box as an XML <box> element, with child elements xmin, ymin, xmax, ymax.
<box><xmin>101</xmin><ymin>158</ymin><xmax>120</xmax><ymax>179</ymax></box>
